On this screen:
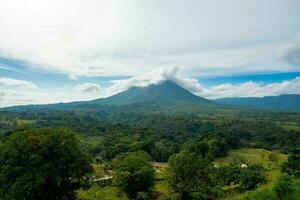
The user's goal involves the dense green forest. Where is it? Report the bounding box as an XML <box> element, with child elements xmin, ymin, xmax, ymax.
<box><xmin>0</xmin><ymin>107</ymin><xmax>299</xmax><ymax>199</ymax></box>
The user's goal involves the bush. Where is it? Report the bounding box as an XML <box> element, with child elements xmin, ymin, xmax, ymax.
<box><xmin>251</xmin><ymin>174</ymin><xmax>298</xmax><ymax>200</ymax></box>
<box><xmin>272</xmin><ymin>174</ymin><xmax>295</xmax><ymax>200</ymax></box>
<box><xmin>240</xmin><ymin>164</ymin><xmax>266</xmax><ymax>191</ymax></box>
<box><xmin>281</xmin><ymin>153</ymin><xmax>300</xmax><ymax>178</ymax></box>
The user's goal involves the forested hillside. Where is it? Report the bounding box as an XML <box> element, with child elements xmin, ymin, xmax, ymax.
<box><xmin>0</xmin><ymin>105</ymin><xmax>299</xmax><ymax>199</ymax></box>
<box><xmin>216</xmin><ymin>94</ymin><xmax>300</xmax><ymax>111</ymax></box>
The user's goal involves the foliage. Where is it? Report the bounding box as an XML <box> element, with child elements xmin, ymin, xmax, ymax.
<box><xmin>113</xmin><ymin>152</ymin><xmax>155</xmax><ymax>200</ymax></box>
<box><xmin>251</xmin><ymin>174</ymin><xmax>299</xmax><ymax>200</ymax></box>
<box><xmin>239</xmin><ymin>164</ymin><xmax>266</xmax><ymax>191</ymax></box>
<box><xmin>272</xmin><ymin>174</ymin><xmax>295</xmax><ymax>200</ymax></box>
<box><xmin>1</xmin><ymin>102</ymin><xmax>300</xmax><ymax>200</ymax></box>
<box><xmin>158</xmin><ymin>193</ymin><xmax>180</xmax><ymax>200</ymax></box>
<box><xmin>181</xmin><ymin>139</ymin><xmax>209</xmax><ymax>157</ymax></box>
<box><xmin>281</xmin><ymin>152</ymin><xmax>300</xmax><ymax>178</ymax></box>
<box><xmin>0</xmin><ymin>128</ymin><xmax>93</xmax><ymax>200</ymax></box>
<box><xmin>77</xmin><ymin>185</ymin><xmax>127</xmax><ymax>200</ymax></box>
<box><xmin>206</xmin><ymin>136</ymin><xmax>229</xmax><ymax>158</ymax></box>
<box><xmin>216</xmin><ymin>161</ymin><xmax>243</xmax><ymax>186</ymax></box>
<box><xmin>168</xmin><ymin>151</ymin><xmax>219</xmax><ymax>200</ymax></box>
<box><xmin>1</xmin><ymin>108</ymin><xmax>299</xmax><ymax>161</ymax></box>
<box><xmin>217</xmin><ymin>162</ymin><xmax>266</xmax><ymax>191</ymax></box>
<box><xmin>151</xmin><ymin>141</ymin><xmax>178</xmax><ymax>162</ymax></box>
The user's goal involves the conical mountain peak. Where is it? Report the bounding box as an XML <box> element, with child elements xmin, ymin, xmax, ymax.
<box><xmin>93</xmin><ymin>80</ymin><xmax>213</xmax><ymax>105</ymax></box>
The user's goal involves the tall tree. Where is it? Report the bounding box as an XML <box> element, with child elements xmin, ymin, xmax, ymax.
<box><xmin>0</xmin><ymin>128</ymin><xmax>92</xmax><ymax>200</ymax></box>
<box><xmin>168</xmin><ymin>151</ymin><xmax>218</xmax><ymax>200</ymax></box>
<box><xmin>114</xmin><ymin>151</ymin><xmax>155</xmax><ymax>200</ymax></box>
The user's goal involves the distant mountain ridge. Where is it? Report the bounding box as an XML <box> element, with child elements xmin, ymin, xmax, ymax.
<box><xmin>0</xmin><ymin>80</ymin><xmax>215</xmax><ymax>112</ymax></box>
<box><xmin>91</xmin><ymin>80</ymin><xmax>214</xmax><ymax>105</ymax></box>
<box><xmin>1</xmin><ymin>81</ymin><xmax>300</xmax><ymax>112</ymax></box>
<box><xmin>216</xmin><ymin>94</ymin><xmax>300</xmax><ymax>111</ymax></box>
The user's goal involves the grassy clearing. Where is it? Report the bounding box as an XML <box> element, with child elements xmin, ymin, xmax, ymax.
<box><xmin>153</xmin><ymin>162</ymin><xmax>170</xmax><ymax>197</ymax></box>
<box><xmin>215</xmin><ymin>148</ymin><xmax>287</xmax><ymax>180</ymax></box>
<box><xmin>16</xmin><ymin>119</ymin><xmax>36</xmax><ymax>125</ymax></box>
<box><xmin>77</xmin><ymin>162</ymin><xmax>170</xmax><ymax>200</ymax></box>
<box><xmin>154</xmin><ymin>180</ymin><xmax>170</xmax><ymax>197</ymax></box>
<box><xmin>78</xmin><ymin>149</ymin><xmax>291</xmax><ymax>200</ymax></box>
<box><xmin>215</xmin><ymin>148</ymin><xmax>289</xmax><ymax>200</ymax></box>
<box><xmin>276</xmin><ymin>121</ymin><xmax>300</xmax><ymax>131</ymax></box>
<box><xmin>245</xmin><ymin>178</ymin><xmax>300</xmax><ymax>200</ymax></box>
<box><xmin>215</xmin><ymin>148</ymin><xmax>287</xmax><ymax>166</ymax></box>
<box><xmin>77</xmin><ymin>185</ymin><xmax>126</xmax><ymax>200</ymax></box>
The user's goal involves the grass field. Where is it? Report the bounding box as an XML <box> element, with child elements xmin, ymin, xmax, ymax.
<box><xmin>215</xmin><ymin>148</ymin><xmax>291</xmax><ymax>200</ymax></box>
<box><xmin>77</xmin><ymin>148</ymin><xmax>295</xmax><ymax>200</ymax></box>
<box><xmin>244</xmin><ymin>178</ymin><xmax>300</xmax><ymax>200</ymax></box>
<box><xmin>77</xmin><ymin>162</ymin><xmax>170</xmax><ymax>200</ymax></box>
<box><xmin>77</xmin><ymin>185</ymin><xmax>127</xmax><ymax>200</ymax></box>
<box><xmin>215</xmin><ymin>148</ymin><xmax>287</xmax><ymax>180</ymax></box>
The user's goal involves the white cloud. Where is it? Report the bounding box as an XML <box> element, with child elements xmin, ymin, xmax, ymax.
<box><xmin>200</xmin><ymin>78</ymin><xmax>300</xmax><ymax>99</ymax></box>
<box><xmin>0</xmin><ymin>79</ymin><xmax>103</xmax><ymax>107</ymax></box>
<box><xmin>0</xmin><ymin>89</ymin><xmax>77</xmax><ymax>107</ymax></box>
<box><xmin>0</xmin><ymin>88</ymin><xmax>104</xmax><ymax>108</ymax></box>
<box><xmin>1</xmin><ymin>68</ymin><xmax>300</xmax><ymax>107</ymax></box>
<box><xmin>0</xmin><ymin>0</ymin><xmax>300</xmax><ymax>78</ymax></box>
<box><xmin>108</xmin><ymin>66</ymin><xmax>206</xmax><ymax>95</ymax></box>
<box><xmin>107</xmin><ymin>67</ymin><xmax>300</xmax><ymax>99</ymax></box>
<box><xmin>77</xmin><ymin>82</ymin><xmax>101</xmax><ymax>93</ymax></box>
<box><xmin>0</xmin><ymin>77</ymin><xmax>37</xmax><ymax>89</ymax></box>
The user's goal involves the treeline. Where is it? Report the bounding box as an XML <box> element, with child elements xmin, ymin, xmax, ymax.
<box><xmin>0</xmin><ymin>109</ymin><xmax>299</xmax><ymax>162</ymax></box>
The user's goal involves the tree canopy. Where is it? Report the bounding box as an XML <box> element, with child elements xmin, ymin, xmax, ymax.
<box><xmin>0</xmin><ymin>128</ymin><xmax>92</xmax><ymax>200</ymax></box>
<box><xmin>281</xmin><ymin>152</ymin><xmax>300</xmax><ymax>178</ymax></box>
<box><xmin>168</xmin><ymin>151</ymin><xmax>219</xmax><ymax>200</ymax></box>
<box><xmin>113</xmin><ymin>151</ymin><xmax>155</xmax><ymax>200</ymax></box>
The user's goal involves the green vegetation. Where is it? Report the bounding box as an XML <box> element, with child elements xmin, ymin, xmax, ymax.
<box><xmin>214</xmin><ymin>149</ymin><xmax>287</xmax><ymax>178</ymax></box>
<box><xmin>277</xmin><ymin>121</ymin><xmax>300</xmax><ymax>131</ymax></box>
<box><xmin>249</xmin><ymin>175</ymin><xmax>300</xmax><ymax>200</ymax></box>
<box><xmin>282</xmin><ymin>152</ymin><xmax>300</xmax><ymax>178</ymax></box>
<box><xmin>16</xmin><ymin>118</ymin><xmax>36</xmax><ymax>125</ymax></box>
<box><xmin>77</xmin><ymin>185</ymin><xmax>126</xmax><ymax>200</ymax></box>
<box><xmin>167</xmin><ymin>151</ymin><xmax>219</xmax><ymax>200</ymax></box>
<box><xmin>0</xmin><ymin>104</ymin><xmax>299</xmax><ymax>200</ymax></box>
<box><xmin>0</xmin><ymin>128</ymin><xmax>92</xmax><ymax>200</ymax></box>
<box><xmin>113</xmin><ymin>152</ymin><xmax>155</xmax><ymax>200</ymax></box>
<box><xmin>239</xmin><ymin>164</ymin><xmax>266</xmax><ymax>190</ymax></box>
<box><xmin>214</xmin><ymin>149</ymin><xmax>295</xmax><ymax>200</ymax></box>
<box><xmin>216</xmin><ymin>150</ymin><xmax>281</xmax><ymax>179</ymax></box>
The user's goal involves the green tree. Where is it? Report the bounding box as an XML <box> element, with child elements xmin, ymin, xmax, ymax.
<box><xmin>281</xmin><ymin>153</ymin><xmax>300</xmax><ymax>178</ymax></box>
<box><xmin>114</xmin><ymin>152</ymin><xmax>155</xmax><ymax>200</ymax></box>
<box><xmin>206</xmin><ymin>137</ymin><xmax>228</xmax><ymax>158</ymax></box>
<box><xmin>239</xmin><ymin>164</ymin><xmax>266</xmax><ymax>191</ymax></box>
<box><xmin>151</xmin><ymin>141</ymin><xmax>177</xmax><ymax>162</ymax></box>
<box><xmin>168</xmin><ymin>151</ymin><xmax>218</xmax><ymax>200</ymax></box>
<box><xmin>181</xmin><ymin>140</ymin><xmax>209</xmax><ymax>158</ymax></box>
<box><xmin>0</xmin><ymin>128</ymin><xmax>92</xmax><ymax>200</ymax></box>
<box><xmin>216</xmin><ymin>161</ymin><xmax>242</xmax><ymax>186</ymax></box>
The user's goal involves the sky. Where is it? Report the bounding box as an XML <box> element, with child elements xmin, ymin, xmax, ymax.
<box><xmin>0</xmin><ymin>0</ymin><xmax>300</xmax><ymax>107</ymax></box>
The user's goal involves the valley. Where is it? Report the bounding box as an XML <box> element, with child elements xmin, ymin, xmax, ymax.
<box><xmin>0</xmin><ymin>81</ymin><xmax>299</xmax><ymax>200</ymax></box>
<box><xmin>1</xmin><ymin>1</ymin><xmax>300</xmax><ymax>199</ymax></box>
